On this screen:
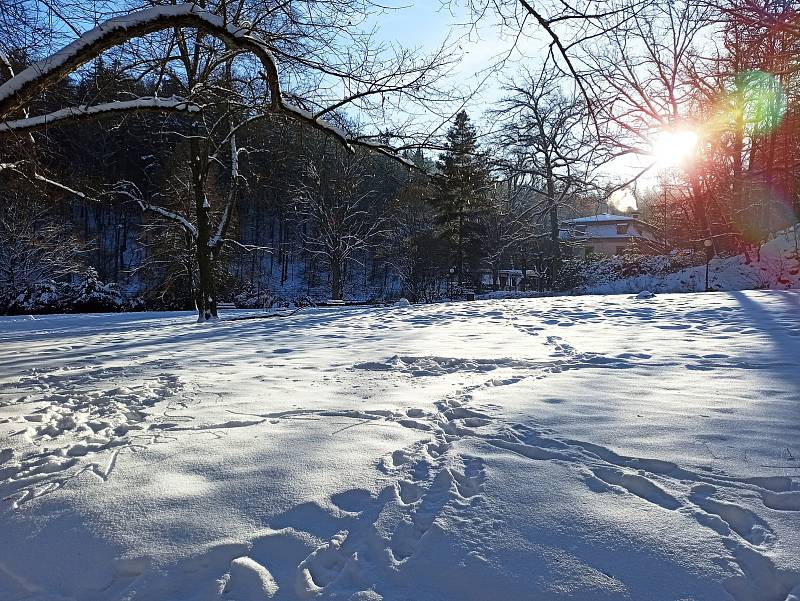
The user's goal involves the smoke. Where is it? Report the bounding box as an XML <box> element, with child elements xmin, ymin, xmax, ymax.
<box><xmin>608</xmin><ymin>189</ymin><xmax>638</xmax><ymax>213</ymax></box>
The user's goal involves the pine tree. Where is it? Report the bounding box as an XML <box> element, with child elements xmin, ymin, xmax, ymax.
<box><xmin>433</xmin><ymin>111</ymin><xmax>490</xmax><ymax>289</ymax></box>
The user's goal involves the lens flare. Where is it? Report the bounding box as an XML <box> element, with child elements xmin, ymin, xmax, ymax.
<box><xmin>738</xmin><ymin>70</ymin><xmax>787</xmax><ymax>132</ymax></box>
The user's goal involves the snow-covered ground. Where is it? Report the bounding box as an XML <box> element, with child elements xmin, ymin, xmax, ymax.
<box><xmin>1</xmin><ymin>291</ymin><xmax>799</xmax><ymax>601</ymax></box>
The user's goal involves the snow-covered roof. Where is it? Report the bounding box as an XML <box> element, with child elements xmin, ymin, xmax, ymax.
<box><xmin>563</xmin><ymin>213</ymin><xmax>640</xmax><ymax>224</ymax></box>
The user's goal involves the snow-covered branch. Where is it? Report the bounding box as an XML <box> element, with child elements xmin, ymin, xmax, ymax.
<box><xmin>0</xmin><ymin>160</ymin><xmax>25</xmax><ymax>172</ymax></box>
<box><xmin>112</xmin><ymin>188</ymin><xmax>198</xmax><ymax>239</ymax></box>
<box><xmin>0</xmin><ymin>159</ymin><xmax>99</xmax><ymax>199</ymax></box>
<box><xmin>138</xmin><ymin>201</ymin><xmax>199</xmax><ymax>240</ymax></box>
<box><xmin>0</xmin><ymin>97</ymin><xmax>201</xmax><ymax>133</ymax></box>
<box><xmin>0</xmin><ymin>50</ymin><xmax>13</xmax><ymax>82</ymax></box>
<box><xmin>223</xmin><ymin>239</ymin><xmax>273</xmax><ymax>253</ymax></box>
<box><xmin>33</xmin><ymin>173</ymin><xmax>88</xmax><ymax>199</ymax></box>
<box><xmin>209</xmin><ymin>197</ymin><xmax>235</xmax><ymax>249</ymax></box>
<box><xmin>0</xmin><ymin>4</ymin><xmax>279</xmax><ymax>118</ymax></box>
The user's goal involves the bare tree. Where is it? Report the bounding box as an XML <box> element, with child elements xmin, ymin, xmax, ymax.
<box><xmin>683</xmin><ymin>0</ymin><xmax>800</xmax><ymax>254</ymax></box>
<box><xmin>293</xmin><ymin>146</ymin><xmax>386</xmax><ymax>300</ymax></box>
<box><xmin>581</xmin><ymin>0</ymin><xmax>715</xmax><ymax>238</ymax></box>
<box><xmin>491</xmin><ymin>68</ymin><xmax>598</xmax><ymax>283</ymax></box>
<box><xmin>454</xmin><ymin>0</ymin><xmax>651</xmax><ymax>121</ymax></box>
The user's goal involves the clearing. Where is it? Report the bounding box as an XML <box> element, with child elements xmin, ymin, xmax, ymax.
<box><xmin>1</xmin><ymin>291</ymin><xmax>799</xmax><ymax>601</ymax></box>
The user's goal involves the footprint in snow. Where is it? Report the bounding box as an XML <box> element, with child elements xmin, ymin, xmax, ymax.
<box><xmin>592</xmin><ymin>466</ymin><xmax>682</xmax><ymax>511</ymax></box>
<box><xmin>690</xmin><ymin>484</ymin><xmax>774</xmax><ymax>546</ymax></box>
<box><xmin>451</xmin><ymin>456</ymin><xmax>486</xmax><ymax>499</ymax></box>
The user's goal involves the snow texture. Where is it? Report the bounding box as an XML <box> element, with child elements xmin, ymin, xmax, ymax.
<box><xmin>0</xmin><ymin>290</ymin><xmax>798</xmax><ymax>600</ymax></box>
<box><xmin>566</xmin><ymin>213</ymin><xmax>645</xmax><ymax>223</ymax></box>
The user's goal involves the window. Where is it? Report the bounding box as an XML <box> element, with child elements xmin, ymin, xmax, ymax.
<box><xmin>616</xmin><ymin>223</ymin><xmax>629</xmax><ymax>235</ymax></box>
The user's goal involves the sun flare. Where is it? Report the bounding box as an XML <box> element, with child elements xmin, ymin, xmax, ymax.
<box><xmin>651</xmin><ymin>130</ymin><xmax>698</xmax><ymax>168</ymax></box>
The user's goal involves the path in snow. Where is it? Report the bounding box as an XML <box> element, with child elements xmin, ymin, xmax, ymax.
<box><xmin>0</xmin><ymin>291</ymin><xmax>798</xmax><ymax>601</ymax></box>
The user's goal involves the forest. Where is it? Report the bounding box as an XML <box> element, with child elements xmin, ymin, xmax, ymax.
<box><xmin>1</xmin><ymin>0</ymin><xmax>799</xmax><ymax>318</ymax></box>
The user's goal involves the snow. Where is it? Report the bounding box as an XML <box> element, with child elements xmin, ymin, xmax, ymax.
<box><xmin>0</xmin><ymin>97</ymin><xmax>200</xmax><ymax>133</ymax></box>
<box><xmin>1</xmin><ymin>291</ymin><xmax>799</xmax><ymax>600</ymax></box>
<box><xmin>565</xmin><ymin>213</ymin><xmax>643</xmax><ymax>223</ymax></box>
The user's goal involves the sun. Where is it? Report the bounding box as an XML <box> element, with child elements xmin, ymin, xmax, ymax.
<box><xmin>650</xmin><ymin>130</ymin><xmax>698</xmax><ymax>168</ymax></box>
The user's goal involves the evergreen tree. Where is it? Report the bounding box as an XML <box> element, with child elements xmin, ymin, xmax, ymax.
<box><xmin>433</xmin><ymin>111</ymin><xmax>490</xmax><ymax>289</ymax></box>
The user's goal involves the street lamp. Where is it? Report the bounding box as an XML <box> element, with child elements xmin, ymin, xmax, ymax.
<box><xmin>449</xmin><ymin>267</ymin><xmax>455</xmax><ymax>298</ymax></box>
<box><xmin>704</xmin><ymin>239</ymin><xmax>713</xmax><ymax>291</ymax></box>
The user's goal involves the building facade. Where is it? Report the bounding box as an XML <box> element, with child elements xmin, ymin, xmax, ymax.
<box><xmin>560</xmin><ymin>214</ymin><xmax>662</xmax><ymax>258</ymax></box>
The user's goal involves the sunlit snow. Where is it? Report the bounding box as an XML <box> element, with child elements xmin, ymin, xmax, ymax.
<box><xmin>1</xmin><ymin>291</ymin><xmax>799</xmax><ymax>600</ymax></box>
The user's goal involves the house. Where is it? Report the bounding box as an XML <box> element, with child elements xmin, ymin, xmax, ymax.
<box><xmin>478</xmin><ymin>269</ymin><xmax>527</xmax><ymax>291</ymax></box>
<box><xmin>560</xmin><ymin>213</ymin><xmax>662</xmax><ymax>258</ymax></box>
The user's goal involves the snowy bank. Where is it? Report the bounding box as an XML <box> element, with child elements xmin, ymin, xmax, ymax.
<box><xmin>481</xmin><ymin>226</ymin><xmax>799</xmax><ymax>301</ymax></box>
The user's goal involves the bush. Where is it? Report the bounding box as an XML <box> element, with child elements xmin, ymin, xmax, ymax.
<box><xmin>233</xmin><ymin>286</ymin><xmax>278</xmax><ymax>309</ymax></box>
<box><xmin>0</xmin><ymin>269</ymin><xmax>142</xmax><ymax>315</ymax></box>
<box><xmin>2</xmin><ymin>281</ymin><xmax>63</xmax><ymax>314</ymax></box>
<box><xmin>69</xmin><ymin>269</ymin><xmax>138</xmax><ymax>313</ymax></box>
<box><xmin>574</xmin><ymin>249</ymin><xmax>706</xmax><ymax>290</ymax></box>
<box><xmin>553</xmin><ymin>258</ymin><xmax>587</xmax><ymax>291</ymax></box>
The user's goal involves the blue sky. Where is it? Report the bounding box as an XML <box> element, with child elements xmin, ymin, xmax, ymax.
<box><xmin>365</xmin><ymin>2</ymin><xmax>651</xmax><ymax>186</ymax></box>
<box><xmin>368</xmin><ymin>2</ymin><xmax>547</xmax><ymax>115</ymax></box>
<box><xmin>373</xmin><ymin>2</ymin><xmax>454</xmax><ymax>48</ymax></box>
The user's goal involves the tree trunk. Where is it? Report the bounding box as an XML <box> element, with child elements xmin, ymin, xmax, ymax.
<box><xmin>546</xmin><ymin>163</ymin><xmax>561</xmax><ymax>289</ymax></box>
<box><xmin>331</xmin><ymin>256</ymin><xmax>343</xmax><ymax>300</ymax></box>
<box><xmin>191</xmin><ymin>137</ymin><xmax>217</xmax><ymax>322</ymax></box>
<box><xmin>457</xmin><ymin>207</ymin><xmax>464</xmax><ymax>289</ymax></box>
<box><xmin>689</xmin><ymin>175</ymin><xmax>712</xmax><ymax>256</ymax></box>
<box><xmin>195</xmin><ymin>243</ymin><xmax>217</xmax><ymax>321</ymax></box>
